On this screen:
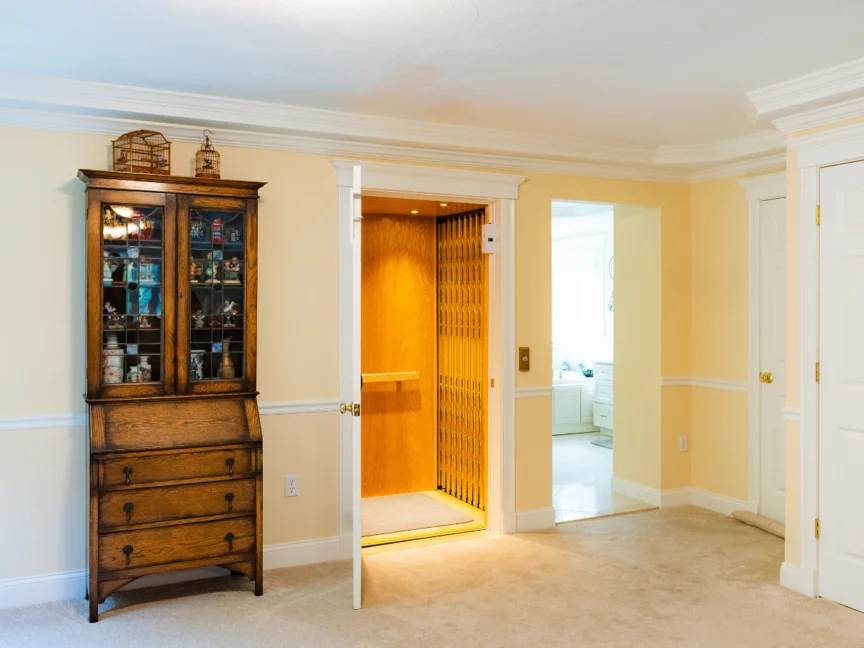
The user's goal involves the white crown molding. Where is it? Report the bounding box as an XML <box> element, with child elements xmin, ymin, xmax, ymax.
<box><xmin>660</xmin><ymin>376</ymin><xmax>748</xmax><ymax>392</ymax></box>
<box><xmin>787</xmin><ymin>121</ymin><xmax>864</xmax><ymax>169</ymax></box>
<box><xmin>0</xmin><ymin>74</ymin><xmax>787</xmax><ymax>184</ymax></box>
<box><xmin>514</xmin><ymin>386</ymin><xmax>553</xmax><ymax>398</ymax></box>
<box><xmin>772</xmin><ymin>95</ymin><xmax>864</xmax><ymax>135</ymax></box>
<box><xmin>688</xmin><ymin>153</ymin><xmax>786</xmax><ymax>184</ymax></box>
<box><xmin>747</xmin><ymin>56</ymin><xmax>864</xmax><ymax>122</ymax></box>
<box><xmin>738</xmin><ymin>172</ymin><xmax>786</xmax><ymax>201</ymax></box>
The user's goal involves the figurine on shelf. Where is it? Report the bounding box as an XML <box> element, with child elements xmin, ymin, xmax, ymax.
<box><xmin>193</xmin><ymin>310</ymin><xmax>207</xmax><ymax>329</ymax></box>
<box><xmin>191</xmin><ymin>214</ymin><xmax>204</xmax><ymax>241</ymax></box>
<box><xmin>222</xmin><ymin>300</ymin><xmax>238</xmax><ymax>327</ymax></box>
<box><xmin>212</xmin><ymin>216</ymin><xmax>223</xmax><ymax>244</ymax></box>
<box><xmin>190</xmin><ymin>350</ymin><xmax>205</xmax><ymax>381</ymax></box>
<box><xmin>205</xmin><ymin>252</ymin><xmax>220</xmax><ymax>284</ymax></box>
<box><xmin>139</xmin><ymin>315</ymin><xmax>152</xmax><ymax>328</ymax></box>
<box><xmin>217</xmin><ymin>337</ymin><xmax>235</xmax><ymax>378</ymax></box>
<box><xmin>138</xmin><ymin>356</ymin><xmax>152</xmax><ymax>382</ymax></box>
<box><xmin>104</xmin><ymin>302</ymin><xmax>124</xmax><ymax>329</ymax></box>
<box><xmin>140</xmin><ymin>219</ymin><xmax>155</xmax><ymax>241</ymax></box>
<box><xmin>102</xmin><ymin>334</ymin><xmax>124</xmax><ymax>384</ymax></box>
<box><xmin>223</xmin><ymin>257</ymin><xmax>242</xmax><ymax>284</ymax></box>
<box><xmin>191</xmin><ymin>259</ymin><xmax>205</xmax><ymax>283</ymax></box>
<box><xmin>127</xmin><ymin>366</ymin><xmax>139</xmax><ymax>383</ymax></box>
<box><xmin>228</xmin><ymin>227</ymin><xmax>241</xmax><ymax>244</ymax></box>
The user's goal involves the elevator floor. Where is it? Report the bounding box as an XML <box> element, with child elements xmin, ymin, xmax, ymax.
<box><xmin>362</xmin><ymin>490</ymin><xmax>486</xmax><ymax>547</ymax></box>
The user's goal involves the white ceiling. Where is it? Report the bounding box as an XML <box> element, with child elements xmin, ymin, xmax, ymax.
<box><xmin>3</xmin><ymin>0</ymin><xmax>864</xmax><ymax>149</ymax></box>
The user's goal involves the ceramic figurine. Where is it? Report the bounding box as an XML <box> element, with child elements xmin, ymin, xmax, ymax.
<box><xmin>139</xmin><ymin>261</ymin><xmax>157</xmax><ymax>285</ymax></box>
<box><xmin>205</xmin><ymin>252</ymin><xmax>220</xmax><ymax>284</ymax></box>
<box><xmin>104</xmin><ymin>302</ymin><xmax>124</xmax><ymax>329</ymax></box>
<box><xmin>191</xmin><ymin>260</ymin><xmax>205</xmax><ymax>283</ymax></box>
<box><xmin>193</xmin><ymin>310</ymin><xmax>206</xmax><ymax>329</ymax></box>
<box><xmin>103</xmin><ymin>258</ymin><xmax>114</xmax><ymax>285</ymax></box>
<box><xmin>102</xmin><ymin>334</ymin><xmax>124</xmax><ymax>384</ymax></box>
<box><xmin>228</xmin><ymin>227</ymin><xmax>241</xmax><ymax>244</ymax></box>
<box><xmin>139</xmin><ymin>316</ymin><xmax>152</xmax><ymax>328</ymax></box>
<box><xmin>212</xmin><ymin>216</ymin><xmax>223</xmax><ymax>243</ymax></box>
<box><xmin>223</xmin><ymin>257</ymin><xmax>242</xmax><ymax>284</ymax></box>
<box><xmin>190</xmin><ymin>350</ymin><xmax>205</xmax><ymax>381</ymax></box>
<box><xmin>140</xmin><ymin>219</ymin><xmax>155</xmax><ymax>241</ymax></box>
<box><xmin>223</xmin><ymin>300</ymin><xmax>238</xmax><ymax>327</ymax></box>
<box><xmin>138</xmin><ymin>356</ymin><xmax>152</xmax><ymax>382</ymax></box>
<box><xmin>191</xmin><ymin>213</ymin><xmax>204</xmax><ymax>241</ymax></box>
<box><xmin>217</xmin><ymin>337</ymin><xmax>235</xmax><ymax>378</ymax></box>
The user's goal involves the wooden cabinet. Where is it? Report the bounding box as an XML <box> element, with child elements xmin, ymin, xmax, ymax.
<box><xmin>79</xmin><ymin>170</ymin><xmax>266</xmax><ymax>622</ymax></box>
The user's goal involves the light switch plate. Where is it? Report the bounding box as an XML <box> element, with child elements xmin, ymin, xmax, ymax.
<box><xmin>518</xmin><ymin>347</ymin><xmax>530</xmax><ymax>372</ymax></box>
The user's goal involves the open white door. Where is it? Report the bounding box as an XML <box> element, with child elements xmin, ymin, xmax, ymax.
<box><xmin>349</xmin><ymin>165</ymin><xmax>363</xmax><ymax>610</ymax></box>
<box><xmin>819</xmin><ymin>161</ymin><xmax>864</xmax><ymax>613</ymax></box>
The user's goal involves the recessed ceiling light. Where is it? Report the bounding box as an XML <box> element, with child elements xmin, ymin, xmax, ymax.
<box><xmin>440</xmin><ymin>203</ymin><xmax>448</xmax><ymax>207</ymax></box>
<box><xmin>410</xmin><ymin>210</ymin><xmax>419</xmax><ymax>214</ymax></box>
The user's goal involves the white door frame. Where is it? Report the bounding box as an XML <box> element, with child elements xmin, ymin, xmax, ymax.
<box><xmin>786</xmin><ymin>121</ymin><xmax>864</xmax><ymax>597</ymax></box>
<box><xmin>332</xmin><ymin>159</ymin><xmax>525</xmax><ymax>557</ymax></box>
<box><xmin>739</xmin><ymin>172</ymin><xmax>786</xmax><ymax>513</ymax></box>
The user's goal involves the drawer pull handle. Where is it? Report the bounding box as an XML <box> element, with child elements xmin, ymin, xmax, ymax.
<box><xmin>226</xmin><ymin>458</ymin><xmax>235</xmax><ymax>475</ymax></box>
<box><xmin>224</xmin><ymin>532</ymin><xmax>235</xmax><ymax>551</ymax></box>
<box><xmin>123</xmin><ymin>545</ymin><xmax>134</xmax><ymax>566</ymax></box>
<box><xmin>123</xmin><ymin>502</ymin><xmax>134</xmax><ymax>524</ymax></box>
<box><xmin>122</xmin><ymin>465</ymin><xmax>133</xmax><ymax>485</ymax></box>
<box><xmin>225</xmin><ymin>492</ymin><xmax>235</xmax><ymax>511</ymax></box>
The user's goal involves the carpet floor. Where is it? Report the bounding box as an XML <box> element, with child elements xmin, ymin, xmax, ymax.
<box><xmin>3</xmin><ymin>507</ymin><xmax>864</xmax><ymax>648</ymax></box>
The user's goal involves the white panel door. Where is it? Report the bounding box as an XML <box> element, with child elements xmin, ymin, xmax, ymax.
<box><xmin>759</xmin><ymin>197</ymin><xmax>787</xmax><ymax>524</ymax></box>
<box><xmin>349</xmin><ymin>166</ymin><xmax>363</xmax><ymax>610</ymax></box>
<box><xmin>819</xmin><ymin>161</ymin><xmax>864</xmax><ymax>613</ymax></box>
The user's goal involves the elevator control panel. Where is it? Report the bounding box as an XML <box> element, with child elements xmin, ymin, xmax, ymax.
<box><xmin>518</xmin><ymin>347</ymin><xmax>530</xmax><ymax>372</ymax></box>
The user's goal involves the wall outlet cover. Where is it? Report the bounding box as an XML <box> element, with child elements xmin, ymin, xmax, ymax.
<box><xmin>285</xmin><ymin>474</ymin><xmax>298</xmax><ymax>497</ymax></box>
<box><xmin>678</xmin><ymin>435</ymin><xmax>688</xmax><ymax>452</ymax></box>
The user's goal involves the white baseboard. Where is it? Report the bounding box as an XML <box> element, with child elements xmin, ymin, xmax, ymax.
<box><xmin>263</xmin><ymin>536</ymin><xmax>342</xmax><ymax>570</ymax></box>
<box><xmin>610</xmin><ymin>476</ymin><xmax>662</xmax><ymax>507</ymax></box>
<box><xmin>659</xmin><ymin>487</ymin><xmax>692</xmax><ymax>508</ymax></box>
<box><xmin>515</xmin><ymin>507</ymin><xmax>556</xmax><ymax>532</ymax></box>
<box><xmin>688</xmin><ymin>488</ymin><xmax>756</xmax><ymax>516</ymax></box>
<box><xmin>0</xmin><ymin>536</ymin><xmax>344</xmax><ymax>610</ymax></box>
<box><xmin>780</xmin><ymin>562</ymin><xmax>817</xmax><ymax>597</ymax></box>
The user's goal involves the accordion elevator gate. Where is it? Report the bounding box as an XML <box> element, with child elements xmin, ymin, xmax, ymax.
<box><xmin>360</xmin><ymin>196</ymin><xmax>488</xmax><ymax>546</ymax></box>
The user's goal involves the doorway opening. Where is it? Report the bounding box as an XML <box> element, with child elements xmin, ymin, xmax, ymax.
<box><xmin>551</xmin><ymin>200</ymin><xmax>653</xmax><ymax>523</ymax></box>
<box><xmin>359</xmin><ymin>195</ymin><xmax>489</xmax><ymax>546</ymax></box>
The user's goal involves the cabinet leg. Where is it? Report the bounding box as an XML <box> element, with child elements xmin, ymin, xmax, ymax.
<box><xmin>88</xmin><ymin>598</ymin><xmax>98</xmax><ymax>623</ymax></box>
<box><xmin>254</xmin><ymin>576</ymin><xmax>263</xmax><ymax>597</ymax></box>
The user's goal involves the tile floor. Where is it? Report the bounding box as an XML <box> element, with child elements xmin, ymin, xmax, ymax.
<box><xmin>552</xmin><ymin>432</ymin><xmax>656</xmax><ymax>523</ymax></box>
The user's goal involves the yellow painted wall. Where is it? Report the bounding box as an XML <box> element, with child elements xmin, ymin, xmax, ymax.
<box><xmin>613</xmin><ymin>205</ymin><xmax>662</xmax><ymax>490</ymax></box>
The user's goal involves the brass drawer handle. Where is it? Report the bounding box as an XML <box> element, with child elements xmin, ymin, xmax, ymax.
<box><xmin>224</xmin><ymin>532</ymin><xmax>235</xmax><ymax>551</ymax></box>
<box><xmin>123</xmin><ymin>502</ymin><xmax>134</xmax><ymax>524</ymax></box>
<box><xmin>122</xmin><ymin>465</ymin><xmax>133</xmax><ymax>485</ymax></box>
<box><xmin>123</xmin><ymin>545</ymin><xmax>134</xmax><ymax>566</ymax></box>
<box><xmin>225</xmin><ymin>492</ymin><xmax>235</xmax><ymax>511</ymax></box>
<box><xmin>226</xmin><ymin>458</ymin><xmax>235</xmax><ymax>475</ymax></box>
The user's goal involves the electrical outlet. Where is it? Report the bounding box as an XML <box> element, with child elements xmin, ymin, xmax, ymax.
<box><xmin>678</xmin><ymin>435</ymin><xmax>688</xmax><ymax>452</ymax></box>
<box><xmin>285</xmin><ymin>475</ymin><xmax>298</xmax><ymax>497</ymax></box>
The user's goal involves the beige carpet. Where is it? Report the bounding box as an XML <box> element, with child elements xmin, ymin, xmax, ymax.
<box><xmin>362</xmin><ymin>492</ymin><xmax>472</xmax><ymax>536</ymax></box>
<box><xmin>4</xmin><ymin>507</ymin><xmax>864</xmax><ymax>647</ymax></box>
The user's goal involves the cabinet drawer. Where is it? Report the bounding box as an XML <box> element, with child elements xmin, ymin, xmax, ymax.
<box><xmin>101</xmin><ymin>447</ymin><xmax>254</xmax><ymax>489</ymax></box>
<box><xmin>594</xmin><ymin>403</ymin><xmax>614</xmax><ymax>429</ymax></box>
<box><xmin>594</xmin><ymin>363</ymin><xmax>613</xmax><ymax>382</ymax></box>
<box><xmin>99</xmin><ymin>479</ymin><xmax>255</xmax><ymax>529</ymax></box>
<box><xmin>595</xmin><ymin>382</ymin><xmax>613</xmax><ymax>404</ymax></box>
<box><xmin>99</xmin><ymin>517</ymin><xmax>255</xmax><ymax>572</ymax></box>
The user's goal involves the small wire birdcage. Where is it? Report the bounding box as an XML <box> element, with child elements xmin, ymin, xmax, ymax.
<box><xmin>113</xmin><ymin>130</ymin><xmax>171</xmax><ymax>175</ymax></box>
<box><xmin>195</xmin><ymin>130</ymin><xmax>221</xmax><ymax>179</ymax></box>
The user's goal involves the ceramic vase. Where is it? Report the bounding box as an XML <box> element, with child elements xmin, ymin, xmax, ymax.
<box><xmin>217</xmin><ymin>339</ymin><xmax>235</xmax><ymax>379</ymax></box>
<box><xmin>102</xmin><ymin>334</ymin><xmax>124</xmax><ymax>384</ymax></box>
<box><xmin>138</xmin><ymin>356</ymin><xmax>152</xmax><ymax>382</ymax></box>
<box><xmin>190</xmin><ymin>350</ymin><xmax>205</xmax><ymax>381</ymax></box>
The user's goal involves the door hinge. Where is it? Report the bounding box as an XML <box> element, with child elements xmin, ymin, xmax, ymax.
<box><xmin>491</xmin><ymin>378</ymin><xmax>495</xmax><ymax>388</ymax></box>
<box><xmin>816</xmin><ymin>205</ymin><xmax>821</xmax><ymax>226</ymax></box>
<box><xmin>815</xmin><ymin>518</ymin><xmax>820</xmax><ymax>539</ymax></box>
<box><xmin>815</xmin><ymin>362</ymin><xmax>821</xmax><ymax>383</ymax></box>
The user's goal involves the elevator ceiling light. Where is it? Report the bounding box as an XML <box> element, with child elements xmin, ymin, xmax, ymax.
<box><xmin>440</xmin><ymin>203</ymin><xmax>448</xmax><ymax>207</ymax></box>
<box><xmin>410</xmin><ymin>210</ymin><xmax>419</xmax><ymax>214</ymax></box>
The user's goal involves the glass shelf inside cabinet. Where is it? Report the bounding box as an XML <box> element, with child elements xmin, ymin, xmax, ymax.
<box><xmin>188</xmin><ymin>210</ymin><xmax>245</xmax><ymax>382</ymax></box>
<box><xmin>101</xmin><ymin>204</ymin><xmax>164</xmax><ymax>386</ymax></box>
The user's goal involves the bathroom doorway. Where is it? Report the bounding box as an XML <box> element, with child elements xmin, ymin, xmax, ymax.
<box><xmin>551</xmin><ymin>200</ymin><xmax>652</xmax><ymax>523</ymax></box>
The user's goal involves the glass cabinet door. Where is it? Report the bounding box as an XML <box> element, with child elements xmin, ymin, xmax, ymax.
<box><xmin>178</xmin><ymin>196</ymin><xmax>256</xmax><ymax>394</ymax></box>
<box><xmin>91</xmin><ymin>191</ymin><xmax>176</xmax><ymax>397</ymax></box>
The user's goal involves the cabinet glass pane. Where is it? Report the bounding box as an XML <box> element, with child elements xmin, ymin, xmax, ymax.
<box><xmin>188</xmin><ymin>209</ymin><xmax>245</xmax><ymax>381</ymax></box>
<box><xmin>101</xmin><ymin>204</ymin><xmax>164</xmax><ymax>385</ymax></box>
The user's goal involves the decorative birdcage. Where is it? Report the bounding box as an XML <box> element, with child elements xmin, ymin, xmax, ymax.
<box><xmin>113</xmin><ymin>130</ymin><xmax>171</xmax><ymax>175</ymax></box>
<box><xmin>195</xmin><ymin>130</ymin><xmax>221</xmax><ymax>179</ymax></box>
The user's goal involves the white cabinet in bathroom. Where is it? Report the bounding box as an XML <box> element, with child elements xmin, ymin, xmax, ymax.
<box><xmin>593</xmin><ymin>361</ymin><xmax>614</xmax><ymax>436</ymax></box>
<box><xmin>552</xmin><ymin>381</ymin><xmax>599</xmax><ymax>435</ymax></box>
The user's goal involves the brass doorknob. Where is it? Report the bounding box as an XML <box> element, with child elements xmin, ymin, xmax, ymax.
<box><xmin>760</xmin><ymin>372</ymin><xmax>774</xmax><ymax>384</ymax></box>
<box><xmin>340</xmin><ymin>402</ymin><xmax>360</xmax><ymax>416</ymax></box>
